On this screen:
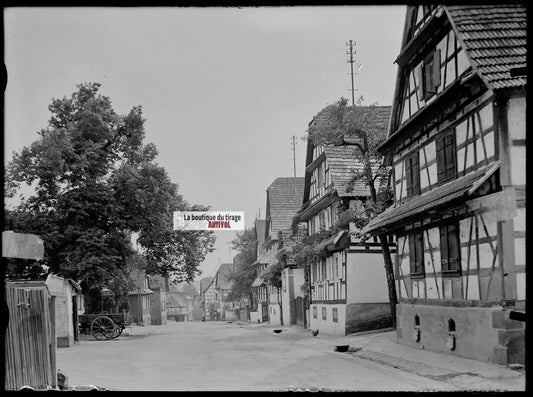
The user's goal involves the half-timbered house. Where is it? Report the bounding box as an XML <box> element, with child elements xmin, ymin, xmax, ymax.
<box><xmin>250</xmin><ymin>219</ymin><xmax>270</xmax><ymax>323</ymax></box>
<box><xmin>259</xmin><ymin>177</ymin><xmax>305</xmax><ymax>326</ymax></box>
<box><xmin>300</xmin><ymin>111</ymin><xmax>396</xmax><ymax>336</ymax></box>
<box><xmin>199</xmin><ymin>276</ymin><xmax>216</xmax><ymax>320</ymax></box>
<box><xmin>364</xmin><ymin>5</ymin><xmax>526</xmax><ymax>364</ymax></box>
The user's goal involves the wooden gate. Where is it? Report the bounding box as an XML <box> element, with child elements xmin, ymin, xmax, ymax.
<box><xmin>5</xmin><ymin>281</ymin><xmax>54</xmax><ymax>390</ymax></box>
<box><xmin>295</xmin><ymin>296</ymin><xmax>305</xmax><ymax>326</ymax></box>
<box><xmin>261</xmin><ymin>302</ymin><xmax>268</xmax><ymax>322</ymax></box>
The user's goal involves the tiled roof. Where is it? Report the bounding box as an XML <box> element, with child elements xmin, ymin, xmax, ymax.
<box><xmin>445</xmin><ymin>5</ymin><xmax>526</xmax><ymax>90</ymax></box>
<box><xmin>215</xmin><ymin>263</ymin><xmax>234</xmax><ymax>290</ymax></box>
<box><xmin>306</xmin><ymin>105</ymin><xmax>391</xmax><ymax>199</ymax></box>
<box><xmin>175</xmin><ymin>281</ymin><xmax>198</xmax><ymax>297</ymax></box>
<box><xmin>254</xmin><ymin>219</ymin><xmax>270</xmax><ymax>263</ymax></box>
<box><xmin>364</xmin><ymin>163</ymin><xmax>498</xmax><ymax>234</ymax></box>
<box><xmin>199</xmin><ymin>277</ymin><xmax>214</xmax><ymax>294</ymax></box>
<box><xmin>323</xmin><ymin>146</ymin><xmax>383</xmax><ymax>197</ymax></box>
<box><xmin>266</xmin><ymin>177</ymin><xmax>305</xmax><ymax>235</ymax></box>
<box><xmin>167</xmin><ymin>291</ymin><xmax>188</xmax><ymax>308</ymax></box>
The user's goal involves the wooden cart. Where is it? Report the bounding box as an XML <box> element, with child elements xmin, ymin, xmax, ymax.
<box><xmin>79</xmin><ymin>312</ymin><xmax>127</xmax><ymax>340</ymax></box>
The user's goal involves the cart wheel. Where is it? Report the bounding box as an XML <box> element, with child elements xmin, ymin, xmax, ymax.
<box><xmin>90</xmin><ymin>315</ymin><xmax>116</xmax><ymax>340</ymax></box>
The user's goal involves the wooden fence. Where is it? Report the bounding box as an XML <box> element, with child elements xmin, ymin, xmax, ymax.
<box><xmin>5</xmin><ymin>281</ymin><xmax>55</xmax><ymax>390</ymax></box>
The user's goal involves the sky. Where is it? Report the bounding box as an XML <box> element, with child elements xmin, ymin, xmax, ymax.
<box><xmin>4</xmin><ymin>6</ymin><xmax>406</xmax><ymax>279</ymax></box>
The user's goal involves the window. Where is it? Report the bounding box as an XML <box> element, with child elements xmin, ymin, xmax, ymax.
<box><xmin>313</xmin><ymin>306</ymin><xmax>317</xmax><ymax>319</ymax></box>
<box><xmin>409</xmin><ymin>231</ymin><xmax>425</xmax><ymax>278</ymax></box>
<box><xmin>319</xmin><ymin>211</ymin><xmax>326</xmax><ymax>230</ymax></box>
<box><xmin>436</xmin><ymin>131</ymin><xmax>456</xmax><ymax>182</ymax></box>
<box><xmin>419</xmin><ymin>50</ymin><xmax>441</xmax><ymax>100</ymax></box>
<box><xmin>322</xmin><ymin>307</ymin><xmax>327</xmax><ymax>320</ymax></box>
<box><xmin>440</xmin><ymin>223</ymin><xmax>461</xmax><ymax>276</ymax></box>
<box><xmin>332</xmin><ymin>308</ymin><xmax>338</xmax><ymax>323</ymax></box>
<box><xmin>405</xmin><ymin>152</ymin><xmax>420</xmax><ymax>198</ymax></box>
<box><xmin>317</xmin><ymin>163</ymin><xmax>324</xmax><ymax>187</ymax></box>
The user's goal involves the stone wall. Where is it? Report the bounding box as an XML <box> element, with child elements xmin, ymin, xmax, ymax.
<box><xmin>396</xmin><ymin>302</ymin><xmax>525</xmax><ymax>364</ymax></box>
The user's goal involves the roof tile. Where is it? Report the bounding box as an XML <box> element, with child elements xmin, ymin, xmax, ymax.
<box><xmin>445</xmin><ymin>5</ymin><xmax>527</xmax><ymax>90</ymax></box>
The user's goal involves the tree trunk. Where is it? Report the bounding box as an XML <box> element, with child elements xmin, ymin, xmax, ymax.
<box><xmin>378</xmin><ymin>234</ymin><xmax>397</xmax><ymax>328</ymax></box>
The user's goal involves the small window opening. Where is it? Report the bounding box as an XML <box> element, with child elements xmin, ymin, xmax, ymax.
<box><xmin>448</xmin><ymin>318</ymin><xmax>456</xmax><ymax>332</ymax></box>
<box><xmin>414</xmin><ymin>314</ymin><xmax>420</xmax><ymax>326</ymax></box>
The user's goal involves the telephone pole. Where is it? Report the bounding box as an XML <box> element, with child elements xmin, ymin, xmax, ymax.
<box><xmin>346</xmin><ymin>40</ymin><xmax>356</xmax><ymax>106</ymax></box>
<box><xmin>291</xmin><ymin>135</ymin><xmax>297</xmax><ymax>177</ymax></box>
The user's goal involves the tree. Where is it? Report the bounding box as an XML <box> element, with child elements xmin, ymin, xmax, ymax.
<box><xmin>4</xmin><ymin>82</ymin><xmax>215</xmax><ymax>302</ymax></box>
<box><xmin>225</xmin><ymin>228</ymin><xmax>257</xmax><ymax>303</ymax></box>
<box><xmin>305</xmin><ymin>96</ymin><xmax>398</xmax><ymax>327</ymax></box>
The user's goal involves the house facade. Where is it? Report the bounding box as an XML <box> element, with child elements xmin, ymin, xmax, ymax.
<box><xmin>166</xmin><ymin>287</ymin><xmax>190</xmax><ymax>322</ymax></box>
<box><xmin>45</xmin><ymin>274</ymin><xmax>81</xmax><ymax>347</ymax></box>
<box><xmin>215</xmin><ymin>263</ymin><xmax>238</xmax><ymax>321</ymax></box>
<box><xmin>259</xmin><ymin>177</ymin><xmax>305</xmax><ymax>326</ymax></box>
<box><xmin>364</xmin><ymin>5</ymin><xmax>526</xmax><ymax>364</ymax></box>
<box><xmin>300</xmin><ymin>121</ymin><xmax>396</xmax><ymax>336</ymax></box>
<box><xmin>200</xmin><ymin>276</ymin><xmax>217</xmax><ymax>320</ymax></box>
<box><xmin>127</xmin><ymin>269</ymin><xmax>153</xmax><ymax>326</ymax></box>
<box><xmin>250</xmin><ymin>219</ymin><xmax>270</xmax><ymax>324</ymax></box>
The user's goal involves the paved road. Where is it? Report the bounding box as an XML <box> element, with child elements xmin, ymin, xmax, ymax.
<box><xmin>55</xmin><ymin>321</ymin><xmax>492</xmax><ymax>391</ymax></box>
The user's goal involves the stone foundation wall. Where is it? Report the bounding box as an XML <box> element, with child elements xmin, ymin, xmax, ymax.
<box><xmin>396</xmin><ymin>302</ymin><xmax>525</xmax><ymax>364</ymax></box>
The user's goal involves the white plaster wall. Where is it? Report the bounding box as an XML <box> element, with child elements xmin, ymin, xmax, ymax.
<box><xmin>346</xmin><ymin>252</ymin><xmax>389</xmax><ymax>304</ymax></box>
<box><xmin>309</xmin><ymin>303</ymin><xmax>345</xmax><ymax>336</ymax></box>
<box><xmin>508</xmin><ymin>97</ymin><xmax>526</xmax><ymax>140</ymax></box>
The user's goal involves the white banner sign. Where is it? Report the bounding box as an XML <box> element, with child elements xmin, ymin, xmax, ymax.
<box><xmin>173</xmin><ymin>211</ymin><xmax>245</xmax><ymax>231</ymax></box>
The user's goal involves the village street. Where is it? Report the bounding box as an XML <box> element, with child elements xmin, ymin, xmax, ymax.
<box><xmin>55</xmin><ymin>321</ymin><xmax>525</xmax><ymax>392</ymax></box>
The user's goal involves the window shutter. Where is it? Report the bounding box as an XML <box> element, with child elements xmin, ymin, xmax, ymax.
<box><xmin>412</xmin><ymin>153</ymin><xmax>419</xmax><ymax>194</ymax></box>
<box><xmin>432</xmin><ymin>49</ymin><xmax>441</xmax><ymax>88</ymax></box>
<box><xmin>417</xmin><ymin>65</ymin><xmax>424</xmax><ymax>99</ymax></box>
<box><xmin>409</xmin><ymin>234</ymin><xmax>416</xmax><ymax>274</ymax></box>
<box><xmin>436</xmin><ymin>136</ymin><xmax>446</xmax><ymax>180</ymax></box>
<box><xmin>440</xmin><ymin>226</ymin><xmax>449</xmax><ymax>271</ymax></box>
<box><xmin>405</xmin><ymin>157</ymin><xmax>413</xmax><ymax>196</ymax></box>
<box><xmin>448</xmin><ymin>224</ymin><xmax>459</xmax><ymax>271</ymax></box>
<box><xmin>415</xmin><ymin>232</ymin><xmax>424</xmax><ymax>274</ymax></box>
<box><xmin>444</xmin><ymin>134</ymin><xmax>456</xmax><ymax>179</ymax></box>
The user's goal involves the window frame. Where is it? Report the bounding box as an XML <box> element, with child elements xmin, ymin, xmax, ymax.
<box><xmin>419</xmin><ymin>49</ymin><xmax>441</xmax><ymax>100</ymax></box>
<box><xmin>409</xmin><ymin>230</ymin><xmax>425</xmax><ymax>279</ymax></box>
<box><xmin>405</xmin><ymin>151</ymin><xmax>420</xmax><ymax>198</ymax></box>
<box><xmin>440</xmin><ymin>222</ymin><xmax>461</xmax><ymax>277</ymax></box>
<box><xmin>436</xmin><ymin>129</ymin><xmax>457</xmax><ymax>183</ymax></box>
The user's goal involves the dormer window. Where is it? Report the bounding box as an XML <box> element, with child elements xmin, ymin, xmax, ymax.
<box><xmin>419</xmin><ymin>50</ymin><xmax>441</xmax><ymax>100</ymax></box>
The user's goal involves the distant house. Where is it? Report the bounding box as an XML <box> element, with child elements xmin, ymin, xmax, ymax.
<box><xmin>215</xmin><ymin>263</ymin><xmax>238</xmax><ymax>321</ymax></box>
<box><xmin>45</xmin><ymin>274</ymin><xmax>82</xmax><ymax>347</ymax></box>
<box><xmin>128</xmin><ymin>269</ymin><xmax>153</xmax><ymax>326</ymax></box>
<box><xmin>166</xmin><ymin>286</ymin><xmax>190</xmax><ymax>322</ymax></box>
<box><xmin>250</xmin><ymin>219</ymin><xmax>269</xmax><ymax>324</ymax></box>
<box><xmin>176</xmin><ymin>281</ymin><xmax>202</xmax><ymax>321</ymax></box>
<box><xmin>364</xmin><ymin>5</ymin><xmax>526</xmax><ymax>364</ymax></box>
<box><xmin>200</xmin><ymin>276</ymin><xmax>216</xmax><ymax>320</ymax></box>
<box><xmin>148</xmin><ymin>275</ymin><xmax>168</xmax><ymax>325</ymax></box>
<box><xmin>259</xmin><ymin>177</ymin><xmax>305</xmax><ymax>326</ymax></box>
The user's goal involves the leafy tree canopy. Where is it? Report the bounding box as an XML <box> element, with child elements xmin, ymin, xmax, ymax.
<box><xmin>225</xmin><ymin>228</ymin><xmax>257</xmax><ymax>302</ymax></box>
<box><xmin>4</xmin><ymin>82</ymin><xmax>215</xmax><ymax>294</ymax></box>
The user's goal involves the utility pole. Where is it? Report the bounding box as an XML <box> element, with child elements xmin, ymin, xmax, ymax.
<box><xmin>346</xmin><ymin>40</ymin><xmax>363</xmax><ymax>107</ymax></box>
<box><xmin>291</xmin><ymin>135</ymin><xmax>297</xmax><ymax>177</ymax></box>
<box><xmin>346</xmin><ymin>40</ymin><xmax>356</xmax><ymax>106</ymax></box>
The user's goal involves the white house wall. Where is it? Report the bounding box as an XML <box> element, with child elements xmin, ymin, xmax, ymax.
<box><xmin>346</xmin><ymin>251</ymin><xmax>389</xmax><ymax>304</ymax></box>
<box><xmin>400</xmin><ymin>28</ymin><xmax>470</xmax><ymax>125</ymax></box>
